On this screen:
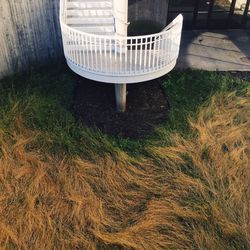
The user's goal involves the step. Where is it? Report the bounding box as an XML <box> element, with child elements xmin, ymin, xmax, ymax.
<box><xmin>70</xmin><ymin>25</ymin><xmax>115</xmax><ymax>34</ymax></box>
<box><xmin>67</xmin><ymin>0</ymin><xmax>112</xmax><ymax>2</ymax></box>
<box><xmin>67</xmin><ymin>16</ymin><xmax>114</xmax><ymax>26</ymax></box>
<box><xmin>66</xmin><ymin>9</ymin><xmax>113</xmax><ymax>17</ymax></box>
<box><xmin>67</xmin><ymin>1</ymin><xmax>112</xmax><ymax>10</ymax></box>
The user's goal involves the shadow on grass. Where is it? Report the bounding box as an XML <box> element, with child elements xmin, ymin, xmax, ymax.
<box><xmin>0</xmin><ymin>63</ymin><xmax>249</xmax><ymax>157</ymax></box>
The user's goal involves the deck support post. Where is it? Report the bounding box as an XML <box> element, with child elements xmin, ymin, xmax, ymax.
<box><xmin>115</xmin><ymin>84</ymin><xmax>127</xmax><ymax>112</ymax></box>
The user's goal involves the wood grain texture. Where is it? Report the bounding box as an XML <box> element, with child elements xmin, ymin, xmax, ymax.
<box><xmin>0</xmin><ymin>0</ymin><xmax>63</xmax><ymax>79</ymax></box>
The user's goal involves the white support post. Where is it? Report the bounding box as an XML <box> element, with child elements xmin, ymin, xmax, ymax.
<box><xmin>115</xmin><ymin>84</ymin><xmax>127</xmax><ymax>113</ymax></box>
<box><xmin>113</xmin><ymin>0</ymin><xmax>128</xmax><ymax>36</ymax></box>
<box><xmin>114</xmin><ymin>0</ymin><xmax>128</xmax><ymax>112</ymax></box>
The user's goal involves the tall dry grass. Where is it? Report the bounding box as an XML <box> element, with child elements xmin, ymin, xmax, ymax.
<box><xmin>0</xmin><ymin>89</ymin><xmax>249</xmax><ymax>250</ymax></box>
<box><xmin>153</xmin><ymin>90</ymin><xmax>250</xmax><ymax>249</ymax></box>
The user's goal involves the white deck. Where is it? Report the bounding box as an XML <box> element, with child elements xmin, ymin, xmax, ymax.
<box><xmin>60</xmin><ymin>0</ymin><xmax>183</xmax><ymax>83</ymax></box>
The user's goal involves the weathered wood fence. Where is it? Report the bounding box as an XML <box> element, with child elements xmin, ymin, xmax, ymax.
<box><xmin>0</xmin><ymin>0</ymin><xmax>168</xmax><ymax>79</ymax></box>
<box><xmin>0</xmin><ymin>0</ymin><xmax>62</xmax><ymax>79</ymax></box>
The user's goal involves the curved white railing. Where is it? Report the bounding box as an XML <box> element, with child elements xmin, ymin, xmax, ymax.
<box><xmin>60</xmin><ymin>0</ymin><xmax>183</xmax><ymax>83</ymax></box>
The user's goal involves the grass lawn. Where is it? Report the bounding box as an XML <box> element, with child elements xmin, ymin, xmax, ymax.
<box><xmin>0</xmin><ymin>65</ymin><xmax>249</xmax><ymax>249</ymax></box>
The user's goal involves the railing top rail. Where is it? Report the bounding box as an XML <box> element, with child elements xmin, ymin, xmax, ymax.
<box><xmin>60</xmin><ymin>18</ymin><xmax>182</xmax><ymax>40</ymax></box>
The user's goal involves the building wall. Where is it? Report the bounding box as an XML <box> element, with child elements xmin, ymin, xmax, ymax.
<box><xmin>0</xmin><ymin>0</ymin><xmax>62</xmax><ymax>79</ymax></box>
<box><xmin>128</xmin><ymin>0</ymin><xmax>169</xmax><ymax>28</ymax></box>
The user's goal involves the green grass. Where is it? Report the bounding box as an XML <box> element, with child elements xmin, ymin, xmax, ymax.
<box><xmin>0</xmin><ymin>65</ymin><xmax>118</xmax><ymax>159</ymax></box>
<box><xmin>160</xmin><ymin>70</ymin><xmax>248</xmax><ymax>134</ymax></box>
<box><xmin>117</xmin><ymin>70</ymin><xmax>249</xmax><ymax>153</ymax></box>
<box><xmin>0</xmin><ymin>64</ymin><xmax>249</xmax><ymax>158</ymax></box>
<box><xmin>0</xmin><ymin>64</ymin><xmax>249</xmax><ymax>250</ymax></box>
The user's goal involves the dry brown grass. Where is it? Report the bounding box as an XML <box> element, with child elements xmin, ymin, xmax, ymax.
<box><xmin>0</xmin><ymin>89</ymin><xmax>249</xmax><ymax>250</ymax></box>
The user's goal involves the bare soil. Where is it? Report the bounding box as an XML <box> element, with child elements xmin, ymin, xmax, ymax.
<box><xmin>72</xmin><ymin>78</ymin><xmax>169</xmax><ymax>139</ymax></box>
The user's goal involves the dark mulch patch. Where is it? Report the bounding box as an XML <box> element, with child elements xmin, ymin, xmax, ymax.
<box><xmin>72</xmin><ymin>78</ymin><xmax>169</xmax><ymax>139</ymax></box>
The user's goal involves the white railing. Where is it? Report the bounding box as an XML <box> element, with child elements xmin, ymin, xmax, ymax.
<box><xmin>60</xmin><ymin>0</ymin><xmax>183</xmax><ymax>80</ymax></box>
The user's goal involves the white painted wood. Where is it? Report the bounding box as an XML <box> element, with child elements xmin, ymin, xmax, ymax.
<box><xmin>67</xmin><ymin>17</ymin><xmax>114</xmax><ymax>25</ymax></box>
<box><xmin>69</xmin><ymin>26</ymin><xmax>114</xmax><ymax>34</ymax></box>
<box><xmin>60</xmin><ymin>0</ymin><xmax>183</xmax><ymax>84</ymax></box>
<box><xmin>67</xmin><ymin>9</ymin><xmax>113</xmax><ymax>17</ymax></box>
<box><xmin>66</xmin><ymin>2</ymin><xmax>112</xmax><ymax>10</ymax></box>
<box><xmin>0</xmin><ymin>0</ymin><xmax>173</xmax><ymax>80</ymax></box>
<box><xmin>113</xmin><ymin>0</ymin><xmax>128</xmax><ymax>36</ymax></box>
<box><xmin>66</xmin><ymin>58</ymin><xmax>177</xmax><ymax>83</ymax></box>
<box><xmin>65</xmin><ymin>0</ymin><xmax>115</xmax><ymax>35</ymax></box>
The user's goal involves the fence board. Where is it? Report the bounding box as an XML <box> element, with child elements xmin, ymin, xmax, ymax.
<box><xmin>0</xmin><ymin>0</ymin><xmax>63</xmax><ymax>79</ymax></box>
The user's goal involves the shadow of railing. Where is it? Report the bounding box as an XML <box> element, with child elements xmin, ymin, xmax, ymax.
<box><xmin>177</xmin><ymin>29</ymin><xmax>250</xmax><ymax>70</ymax></box>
